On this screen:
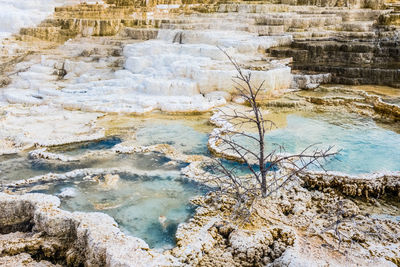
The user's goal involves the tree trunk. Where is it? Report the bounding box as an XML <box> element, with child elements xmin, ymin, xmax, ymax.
<box><xmin>261</xmin><ymin>172</ymin><xmax>267</xmax><ymax>197</ymax></box>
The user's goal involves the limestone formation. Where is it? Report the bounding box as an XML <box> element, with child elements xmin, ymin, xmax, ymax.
<box><xmin>299</xmin><ymin>86</ymin><xmax>400</xmax><ymax>121</ymax></box>
<box><xmin>299</xmin><ymin>170</ymin><xmax>400</xmax><ymax>198</ymax></box>
<box><xmin>0</xmin><ymin>105</ymin><xmax>105</xmax><ymax>155</ymax></box>
<box><xmin>171</xmin><ymin>183</ymin><xmax>400</xmax><ymax>266</ymax></box>
<box><xmin>0</xmin><ymin>0</ymin><xmax>400</xmax><ymax>266</ymax></box>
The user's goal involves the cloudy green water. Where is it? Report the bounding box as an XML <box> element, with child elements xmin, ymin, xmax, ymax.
<box><xmin>2</xmin><ymin>112</ymin><xmax>399</xmax><ymax>179</ymax></box>
<box><xmin>0</xmin><ymin>148</ymin><xmax>186</xmax><ymax>182</ymax></box>
<box><xmin>0</xmin><ymin>120</ymin><xmax>210</xmax><ymax>250</ymax></box>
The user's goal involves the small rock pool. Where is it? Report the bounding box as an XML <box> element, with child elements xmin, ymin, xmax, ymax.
<box><xmin>31</xmin><ymin>171</ymin><xmax>208</xmax><ymax>250</ymax></box>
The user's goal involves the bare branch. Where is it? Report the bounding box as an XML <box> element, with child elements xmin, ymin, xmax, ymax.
<box><xmin>210</xmin><ymin>47</ymin><xmax>338</xmax><ymax>215</ymax></box>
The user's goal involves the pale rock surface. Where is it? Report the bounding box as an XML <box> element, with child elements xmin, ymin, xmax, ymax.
<box><xmin>1</xmin><ymin>26</ymin><xmax>292</xmax><ymax>114</ymax></box>
<box><xmin>3</xmin><ymin>167</ymin><xmax>181</xmax><ymax>191</ymax></box>
<box><xmin>0</xmin><ymin>253</ymin><xmax>61</xmax><ymax>267</ymax></box>
<box><xmin>0</xmin><ymin>105</ymin><xmax>105</xmax><ymax>154</ymax></box>
<box><xmin>171</xmin><ymin>183</ymin><xmax>400</xmax><ymax>266</ymax></box>
<box><xmin>0</xmin><ymin>0</ymin><xmax>100</xmax><ymax>39</ymax></box>
<box><xmin>298</xmin><ymin>169</ymin><xmax>400</xmax><ymax>198</ymax></box>
<box><xmin>57</xmin><ymin>187</ymin><xmax>78</xmax><ymax>198</ymax></box>
<box><xmin>292</xmin><ymin>73</ymin><xmax>332</xmax><ymax>90</ymax></box>
<box><xmin>29</xmin><ymin>148</ymin><xmax>78</xmax><ymax>162</ymax></box>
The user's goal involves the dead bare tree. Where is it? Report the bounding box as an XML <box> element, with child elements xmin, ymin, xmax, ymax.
<box><xmin>208</xmin><ymin>48</ymin><xmax>338</xmax><ymax>206</ymax></box>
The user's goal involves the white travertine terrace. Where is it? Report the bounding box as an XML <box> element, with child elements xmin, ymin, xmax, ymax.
<box><xmin>1</xmin><ymin>1</ymin><xmax>400</xmax><ymax>266</ymax></box>
<box><xmin>1</xmin><ymin>31</ymin><xmax>292</xmax><ymax>113</ymax></box>
<box><xmin>0</xmin><ymin>105</ymin><xmax>105</xmax><ymax>155</ymax></box>
<box><xmin>0</xmin><ymin>1</ymin><xmax>292</xmax><ymax>153</ymax></box>
<box><xmin>0</xmin><ymin>0</ymin><xmax>99</xmax><ymax>39</ymax></box>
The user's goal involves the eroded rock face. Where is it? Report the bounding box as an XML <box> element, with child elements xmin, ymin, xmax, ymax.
<box><xmin>281</xmin><ymin>0</ymin><xmax>385</xmax><ymax>9</ymax></box>
<box><xmin>1</xmin><ymin>1</ymin><xmax>297</xmax><ymax>115</ymax></box>
<box><xmin>0</xmin><ymin>0</ymin><xmax>88</xmax><ymax>39</ymax></box>
<box><xmin>0</xmin><ymin>253</ymin><xmax>61</xmax><ymax>267</ymax></box>
<box><xmin>0</xmin><ymin>109</ymin><xmax>399</xmax><ymax>266</ymax></box>
<box><xmin>2</xmin><ymin>0</ymin><xmax>399</xmax><ymax>117</ymax></box>
<box><xmin>299</xmin><ymin>170</ymin><xmax>400</xmax><ymax>198</ymax></box>
<box><xmin>1</xmin><ymin>154</ymin><xmax>399</xmax><ymax>266</ymax></box>
<box><xmin>292</xmin><ymin>73</ymin><xmax>331</xmax><ymax>90</ymax></box>
<box><xmin>269</xmin><ymin>16</ymin><xmax>400</xmax><ymax>87</ymax></box>
<box><xmin>272</xmin><ymin>39</ymin><xmax>400</xmax><ymax>87</ymax></box>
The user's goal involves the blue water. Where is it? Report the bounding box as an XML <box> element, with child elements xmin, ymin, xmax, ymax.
<box><xmin>49</xmin><ymin>136</ymin><xmax>122</xmax><ymax>156</ymax></box>
<box><xmin>265</xmin><ymin>114</ymin><xmax>400</xmax><ymax>174</ymax></box>
<box><xmin>0</xmin><ymin>151</ymin><xmax>188</xmax><ymax>182</ymax></box>
<box><xmin>203</xmin><ymin>159</ymin><xmax>278</xmax><ymax>177</ymax></box>
<box><xmin>31</xmin><ymin>173</ymin><xmax>208</xmax><ymax>250</ymax></box>
<box><xmin>2</xmin><ymin>112</ymin><xmax>399</xmax><ymax>250</ymax></box>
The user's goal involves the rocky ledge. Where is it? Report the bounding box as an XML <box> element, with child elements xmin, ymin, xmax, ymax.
<box><xmin>299</xmin><ymin>170</ymin><xmax>400</xmax><ymax>198</ymax></box>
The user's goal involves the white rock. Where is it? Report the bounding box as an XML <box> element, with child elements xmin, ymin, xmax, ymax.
<box><xmin>57</xmin><ymin>187</ymin><xmax>78</xmax><ymax>198</ymax></box>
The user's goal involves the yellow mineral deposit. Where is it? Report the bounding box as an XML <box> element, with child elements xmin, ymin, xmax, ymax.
<box><xmin>99</xmin><ymin>173</ymin><xmax>120</xmax><ymax>189</ymax></box>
